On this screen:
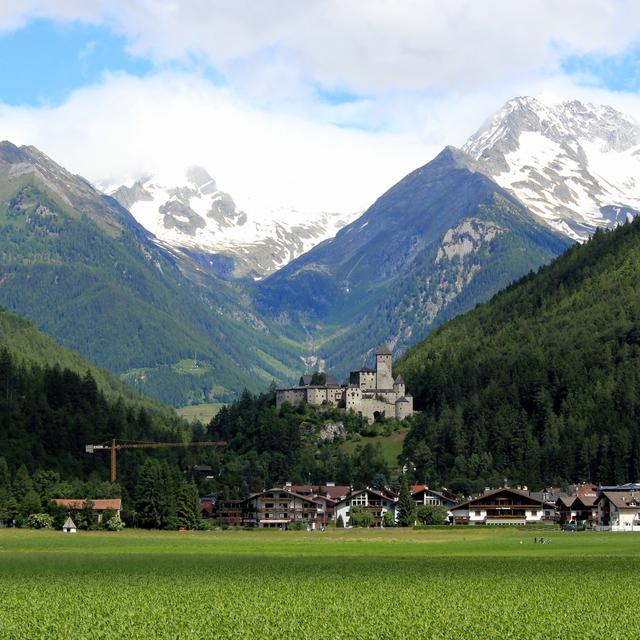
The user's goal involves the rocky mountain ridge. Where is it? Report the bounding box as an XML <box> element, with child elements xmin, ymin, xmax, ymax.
<box><xmin>464</xmin><ymin>96</ymin><xmax>640</xmax><ymax>240</ymax></box>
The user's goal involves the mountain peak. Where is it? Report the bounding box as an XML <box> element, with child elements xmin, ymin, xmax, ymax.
<box><xmin>462</xmin><ymin>96</ymin><xmax>640</xmax><ymax>241</ymax></box>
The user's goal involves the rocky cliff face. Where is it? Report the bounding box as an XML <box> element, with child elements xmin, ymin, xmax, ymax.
<box><xmin>463</xmin><ymin>96</ymin><xmax>640</xmax><ymax>240</ymax></box>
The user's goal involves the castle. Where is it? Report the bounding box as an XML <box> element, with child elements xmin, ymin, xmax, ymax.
<box><xmin>276</xmin><ymin>345</ymin><xmax>414</xmax><ymax>422</ymax></box>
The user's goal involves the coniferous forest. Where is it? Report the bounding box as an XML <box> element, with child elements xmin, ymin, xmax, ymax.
<box><xmin>398</xmin><ymin>219</ymin><xmax>640</xmax><ymax>492</ymax></box>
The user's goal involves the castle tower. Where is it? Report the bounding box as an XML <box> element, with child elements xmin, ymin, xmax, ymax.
<box><xmin>393</xmin><ymin>375</ymin><xmax>406</xmax><ymax>398</ymax></box>
<box><xmin>375</xmin><ymin>344</ymin><xmax>393</xmax><ymax>389</ymax></box>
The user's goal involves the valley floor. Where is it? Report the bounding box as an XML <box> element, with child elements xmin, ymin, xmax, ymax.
<box><xmin>0</xmin><ymin>528</ymin><xmax>638</xmax><ymax>638</ymax></box>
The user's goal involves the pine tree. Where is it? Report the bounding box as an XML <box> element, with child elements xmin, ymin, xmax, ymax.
<box><xmin>396</xmin><ymin>477</ymin><xmax>415</xmax><ymax>527</ymax></box>
<box><xmin>174</xmin><ymin>481</ymin><xmax>200</xmax><ymax>530</ymax></box>
<box><xmin>12</xmin><ymin>465</ymin><xmax>33</xmax><ymax>503</ymax></box>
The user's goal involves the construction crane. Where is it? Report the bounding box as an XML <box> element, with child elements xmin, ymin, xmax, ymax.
<box><xmin>86</xmin><ymin>439</ymin><xmax>226</xmax><ymax>482</ymax></box>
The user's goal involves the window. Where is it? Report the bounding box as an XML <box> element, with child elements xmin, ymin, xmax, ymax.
<box><xmin>474</xmin><ymin>511</ymin><xmax>481</xmax><ymax>516</ymax></box>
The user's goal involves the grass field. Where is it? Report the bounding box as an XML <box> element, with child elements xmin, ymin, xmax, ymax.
<box><xmin>1</xmin><ymin>527</ymin><xmax>639</xmax><ymax>639</ymax></box>
<box><xmin>341</xmin><ymin>427</ymin><xmax>409</xmax><ymax>467</ymax></box>
<box><xmin>175</xmin><ymin>402</ymin><xmax>224</xmax><ymax>423</ymax></box>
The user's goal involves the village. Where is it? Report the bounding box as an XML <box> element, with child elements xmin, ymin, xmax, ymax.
<box><xmin>194</xmin><ymin>482</ymin><xmax>640</xmax><ymax>531</ymax></box>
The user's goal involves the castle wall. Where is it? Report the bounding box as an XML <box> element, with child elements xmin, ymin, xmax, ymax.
<box><xmin>276</xmin><ymin>388</ymin><xmax>306</xmax><ymax>409</ymax></box>
<box><xmin>395</xmin><ymin>399</ymin><xmax>412</xmax><ymax>421</ymax></box>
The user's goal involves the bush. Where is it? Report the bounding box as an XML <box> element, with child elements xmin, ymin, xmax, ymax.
<box><xmin>336</xmin><ymin>515</ymin><xmax>345</xmax><ymax>528</ymax></box>
<box><xmin>288</xmin><ymin>521</ymin><xmax>305</xmax><ymax>531</ymax></box>
<box><xmin>349</xmin><ymin>506</ymin><xmax>374</xmax><ymax>528</ymax></box>
<box><xmin>26</xmin><ymin>513</ymin><xmax>54</xmax><ymax>529</ymax></box>
<box><xmin>383</xmin><ymin>511</ymin><xmax>395</xmax><ymax>528</ymax></box>
<box><xmin>415</xmin><ymin>505</ymin><xmax>448</xmax><ymax>526</ymax></box>
<box><xmin>104</xmin><ymin>515</ymin><xmax>125</xmax><ymax>531</ymax></box>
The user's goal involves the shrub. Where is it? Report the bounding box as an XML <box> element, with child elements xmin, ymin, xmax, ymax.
<box><xmin>26</xmin><ymin>513</ymin><xmax>54</xmax><ymax>529</ymax></box>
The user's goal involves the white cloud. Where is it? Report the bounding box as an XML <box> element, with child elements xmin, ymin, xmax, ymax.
<box><xmin>2</xmin><ymin>2</ymin><xmax>640</xmax><ymax>217</ymax></box>
<box><xmin>0</xmin><ymin>71</ymin><xmax>434</xmax><ymax>213</ymax></box>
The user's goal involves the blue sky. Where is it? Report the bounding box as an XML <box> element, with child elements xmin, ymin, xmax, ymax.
<box><xmin>1</xmin><ymin>3</ymin><xmax>640</xmax><ymax>213</ymax></box>
<box><xmin>0</xmin><ymin>20</ymin><xmax>152</xmax><ymax>105</ymax></box>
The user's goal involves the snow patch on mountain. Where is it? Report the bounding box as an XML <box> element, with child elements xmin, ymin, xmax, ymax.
<box><xmin>463</xmin><ymin>97</ymin><xmax>640</xmax><ymax>241</ymax></box>
<box><xmin>109</xmin><ymin>167</ymin><xmax>359</xmax><ymax>277</ymax></box>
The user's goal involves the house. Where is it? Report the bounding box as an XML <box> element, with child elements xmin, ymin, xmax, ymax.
<box><xmin>556</xmin><ymin>494</ymin><xmax>598</xmax><ymax>526</ymax></box>
<box><xmin>450</xmin><ymin>487</ymin><xmax>547</xmax><ymax>525</ymax></box>
<box><xmin>62</xmin><ymin>516</ymin><xmax>76</xmax><ymax>533</ymax></box>
<box><xmin>283</xmin><ymin>483</ymin><xmax>350</xmax><ymax>521</ymax></box>
<box><xmin>243</xmin><ymin>488</ymin><xmax>321</xmax><ymax>529</ymax></box>
<box><xmin>54</xmin><ymin>499</ymin><xmax>121</xmax><ymax>524</ymax></box>
<box><xmin>276</xmin><ymin>345</ymin><xmax>414</xmax><ymax>422</ymax></box>
<box><xmin>200</xmin><ymin>494</ymin><xmax>216</xmax><ymax>519</ymax></box>
<box><xmin>214</xmin><ymin>499</ymin><xmax>244</xmax><ymax>527</ymax></box>
<box><xmin>334</xmin><ymin>488</ymin><xmax>397</xmax><ymax>527</ymax></box>
<box><xmin>596</xmin><ymin>491</ymin><xmax>640</xmax><ymax>531</ymax></box>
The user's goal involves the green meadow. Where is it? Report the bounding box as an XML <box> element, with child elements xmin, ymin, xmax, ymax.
<box><xmin>0</xmin><ymin>528</ymin><xmax>638</xmax><ymax>639</ymax></box>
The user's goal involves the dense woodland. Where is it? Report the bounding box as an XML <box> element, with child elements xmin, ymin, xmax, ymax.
<box><xmin>398</xmin><ymin>220</ymin><xmax>640</xmax><ymax>493</ymax></box>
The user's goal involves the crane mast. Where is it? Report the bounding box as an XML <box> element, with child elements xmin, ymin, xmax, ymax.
<box><xmin>86</xmin><ymin>438</ymin><xmax>226</xmax><ymax>482</ymax></box>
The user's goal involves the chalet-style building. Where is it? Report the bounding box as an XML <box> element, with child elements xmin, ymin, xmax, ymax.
<box><xmin>450</xmin><ymin>488</ymin><xmax>546</xmax><ymax>525</ymax></box>
<box><xmin>284</xmin><ymin>483</ymin><xmax>350</xmax><ymax>522</ymax></box>
<box><xmin>556</xmin><ymin>494</ymin><xmax>598</xmax><ymax>526</ymax></box>
<box><xmin>334</xmin><ymin>488</ymin><xmax>397</xmax><ymax>527</ymax></box>
<box><xmin>215</xmin><ymin>499</ymin><xmax>244</xmax><ymax>526</ymax></box>
<box><xmin>242</xmin><ymin>488</ymin><xmax>321</xmax><ymax>528</ymax></box>
<box><xmin>596</xmin><ymin>491</ymin><xmax>640</xmax><ymax>531</ymax></box>
<box><xmin>54</xmin><ymin>498</ymin><xmax>121</xmax><ymax>524</ymax></box>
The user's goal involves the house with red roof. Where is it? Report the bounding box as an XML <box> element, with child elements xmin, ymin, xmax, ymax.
<box><xmin>54</xmin><ymin>498</ymin><xmax>121</xmax><ymax>524</ymax></box>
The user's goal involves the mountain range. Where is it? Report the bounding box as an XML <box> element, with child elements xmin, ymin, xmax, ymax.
<box><xmin>1</xmin><ymin>95</ymin><xmax>638</xmax><ymax>405</ymax></box>
<box><xmin>110</xmin><ymin>168</ymin><xmax>358</xmax><ymax>279</ymax></box>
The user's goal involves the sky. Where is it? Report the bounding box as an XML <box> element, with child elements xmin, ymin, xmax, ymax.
<box><xmin>2</xmin><ymin>1</ymin><xmax>640</xmax><ymax>214</ymax></box>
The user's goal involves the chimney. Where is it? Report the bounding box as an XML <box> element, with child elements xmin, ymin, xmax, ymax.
<box><xmin>285</xmin><ymin>482</ymin><xmax>292</xmax><ymax>487</ymax></box>
<box><xmin>326</xmin><ymin>482</ymin><xmax>335</xmax><ymax>487</ymax></box>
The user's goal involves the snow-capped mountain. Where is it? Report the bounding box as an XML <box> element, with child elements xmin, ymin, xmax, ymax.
<box><xmin>463</xmin><ymin>96</ymin><xmax>640</xmax><ymax>240</ymax></box>
<box><xmin>110</xmin><ymin>167</ymin><xmax>358</xmax><ymax>278</ymax></box>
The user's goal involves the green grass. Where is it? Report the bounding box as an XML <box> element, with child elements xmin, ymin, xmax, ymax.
<box><xmin>342</xmin><ymin>427</ymin><xmax>409</xmax><ymax>467</ymax></box>
<box><xmin>176</xmin><ymin>402</ymin><xmax>224</xmax><ymax>423</ymax></box>
<box><xmin>1</xmin><ymin>527</ymin><xmax>638</xmax><ymax>639</ymax></box>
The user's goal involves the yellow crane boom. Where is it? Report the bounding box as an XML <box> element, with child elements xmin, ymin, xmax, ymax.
<box><xmin>86</xmin><ymin>439</ymin><xmax>226</xmax><ymax>482</ymax></box>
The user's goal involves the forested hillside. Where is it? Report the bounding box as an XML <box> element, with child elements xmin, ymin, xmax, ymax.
<box><xmin>0</xmin><ymin>307</ymin><xmax>166</xmax><ymax>411</ymax></box>
<box><xmin>397</xmin><ymin>220</ymin><xmax>640</xmax><ymax>492</ymax></box>
<box><xmin>0</xmin><ymin>143</ymin><xmax>302</xmax><ymax>406</ymax></box>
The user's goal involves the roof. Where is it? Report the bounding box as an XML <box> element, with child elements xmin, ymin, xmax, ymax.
<box><xmin>598</xmin><ymin>482</ymin><xmax>640</xmax><ymax>492</ymax></box>
<box><xmin>394</xmin><ymin>375</ymin><xmax>405</xmax><ymax>384</ymax></box>
<box><xmin>556</xmin><ymin>496</ymin><xmax>575</xmax><ymax>508</ymax></box>
<box><xmin>55</xmin><ymin>499</ymin><xmax>122</xmax><ymax>510</ymax></box>
<box><xmin>286</xmin><ymin>485</ymin><xmax>350</xmax><ymax>501</ymax></box>
<box><xmin>411</xmin><ymin>486</ymin><xmax>455</xmax><ymax>503</ymax></box>
<box><xmin>62</xmin><ymin>516</ymin><xmax>76</xmax><ymax>529</ymax></box>
<box><xmin>376</xmin><ymin>344</ymin><xmax>392</xmax><ymax>355</ymax></box>
<box><xmin>451</xmin><ymin>487</ymin><xmax>545</xmax><ymax>511</ymax></box>
<box><xmin>397</xmin><ymin>396</ymin><xmax>409</xmax><ymax>403</ymax></box>
<box><xmin>335</xmin><ymin>487</ymin><xmax>397</xmax><ymax>506</ymax></box>
<box><xmin>245</xmin><ymin>488</ymin><xmax>320</xmax><ymax>505</ymax></box>
<box><xmin>598</xmin><ymin>491</ymin><xmax>640</xmax><ymax>509</ymax></box>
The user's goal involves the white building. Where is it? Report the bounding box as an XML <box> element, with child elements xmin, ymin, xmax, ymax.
<box><xmin>450</xmin><ymin>487</ymin><xmax>547</xmax><ymax>525</ymax></box>
<box><xmin>334</xmin><ymin>488</ymin><xmax>397</xmax><ymax>527</ymax></box>
<box><xmin>596</xmin><ymin>491</ymin><xmax>640</xmax><ymax>531</ymax></box>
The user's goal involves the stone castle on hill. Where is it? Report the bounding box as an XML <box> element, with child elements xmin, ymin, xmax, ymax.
<box><xmin>276</xmin><ymin>345</ymin><xmax>414</xmax><ymax>422</ymax></box>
